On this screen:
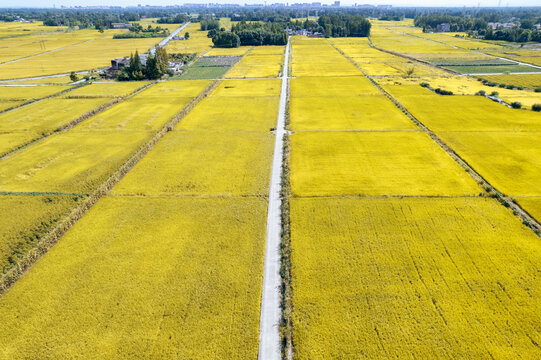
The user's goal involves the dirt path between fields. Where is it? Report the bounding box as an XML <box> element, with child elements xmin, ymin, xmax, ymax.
<box><xmin>258</xmin><ymin>37</ymin><xmax>290</xmax><ymax>360</ymax></box>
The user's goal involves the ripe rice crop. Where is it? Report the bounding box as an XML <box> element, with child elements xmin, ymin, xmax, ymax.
<box><xmin>396</xmin><ymin>93</ymin><xmax>541</xmax><ymax>131</ymax></box>
<box><xmin>112</xmin><ymin>130</ymin><xmax>274</xmax><ymax>196</ymax></box>
<box><xmin>0</xmin><ymin>196</ymin><xmax>267</xmax><ymax>359</ymax></box>
<box><xmin>205</xmin><ymin>46</ymin><xmax>251</xmax><ymax>56</ymax></box>
<box><xmin>64</xmin><ymin>81</ymin><xmax>150</xmax><ymax>98</ymax></box>
<box><xmin>178</xmin><ymin>96</ymin><xmax>278</xmax><ymax>131</ymax></box>
<box><xmin>249</xmin><ymin>45</ymin><xmax>285</xmax><ymax>55</ymax></box>
<box><xmin>0</xmin><ymin>100</ymin><xmax>24</xmax><ymax>112</ymax></box>
<box><xmin>166</xmin><ymin>23</ymin><xmax>213</xmax><ymax>55</ymax></box>
<box><xmin>211</xmin><ymin>79</ymin><xmax>281</xmax><ymax>97</ymax></box>
<box><xmin>0</xmin><ymin>97</ymin><xmax>111</xmax><ymax>133</ymax></box>
<box><xmin>0</xmin><ymin>130</ymin><xmax>149</xmax><ymax>193</ymax></box>
<box><xmin>438</xmin><ymin>131</ymin><xmax>541</xmax><ymax>196</ymax></box>
<box><xmin>289</xmin><ymin>95</ymin><xmax>416</xmax><ymax>130</ymax></box>
<box><xmin>291</xmin><ymin>38</ymin><xmax>361</xmax><ymax>77</ymax></box>
<box><xmin>516</xmin><ymin>198</ymin><xmax>541</xmax><ymax>223</ymax></box>
<box><xmin>0</xmin><ymin>85</ymin><xmax>71</xmax><ymax>100</ymax></box>
<box><xmin>0</xmin><ymin>33</ymin><xmax>163</xmax><ymax>79</ymax></box>
<box><xmin>290</xmin><ymin>131</ymin><xmax>480</xmax><ymax>196</ymax></box>
<box><xmin>290</xmin><ymin>76</ymin><xmax>379</xmax><ymax>97</ymax></box>
<box><xmin>225</xmin><ymin>54</ymin><xmax>284</xmax><ymax>78</ymax></box>
<box><xmin>78</xmin><ymin>81</ymin><xmax>210</xmax><ymax>131</ymax></box>
<box><xmin>291</xmin><ymin>197</ymin><xmax>541</xmax><ymax>359</ymax></box>
<box><xmin>0</xmin><ymin>195</ymin><xmax>80</xmax><ymax>274</ymax></box>
<box><xmin>0</xmin><ymin>132</ymin><xmax>40</xmax><ymax>157</ymax></box>
<box><xmin>479</xmin><ymin>74</ymin><xmax>541</xmax><ymax>89</ymax></box>
<box><xmin>0</xmin><ymin>75</ymin><xmax>73</xmax><ymax>85</ymax></box>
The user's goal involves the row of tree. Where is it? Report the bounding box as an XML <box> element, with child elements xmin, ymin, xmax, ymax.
<box><xmin>113</xmin><ymin>24</ymin><xmax>169</xmax><ymax>39</ymax></box>
<box><xmin>317</xmin><ymin>15</ymin><xmax>371</xmax><ymax>37</ymax></box>
<box><xmin>118</xmin><ymin>47</ymin><xmax>169</xmax><ymax>81</ymax></box>
<box><xmin>157</xmin><ymin>14</ymin><xmax>190</xmax><ymax>24</ymax></box>
<box><xmin>210</xmin><ymin>21</ymin><xmax>287</xmax><ymax>48</ymax></box>
<box><xmin>200</xmin><ymin>19</ymin><xmax>221</xmax><ymax>31</ymax></box>
<box><xmin>415</xmin><ymin>13</ymin><xmax>541</xmax><ymax>43</ymax></box>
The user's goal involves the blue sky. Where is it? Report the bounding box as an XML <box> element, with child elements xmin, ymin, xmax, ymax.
<box><xmin>1</xmin><ymin>0</ymin><xmax>540</xmax><ymax>7</ymax></box>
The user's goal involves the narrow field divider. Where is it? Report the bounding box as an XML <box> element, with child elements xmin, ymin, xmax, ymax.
<box><xmin>0</xmin><ymin>79</ymin><xmax>220</xmax><ymax>296</ymax></box>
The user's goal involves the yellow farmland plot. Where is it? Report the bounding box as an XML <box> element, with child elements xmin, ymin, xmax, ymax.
<box><xmin>166</xmin><ymin>23</ymin><xmax>213</xmax><ymax>55</ymax></box>
<box><xmin>0</xmin><ymin>85</ymin><xmax>71</xmax><ymax>100</ymax></box>
<box><xmin>225</xmin><ymin>54</ymin><xmax>284</xmax><ymax>78</ymax></box>
<box><xmin>0</xmin><ymin>131</ymin><xmax>149</xmax><ymax>193</ymax></box>
<box><xmin>0</xmin><ymin>97</ymin><xmax>111</xmax><ymax>133</ymax></box>
<box><xmin>211</xmin><ymin>78</ymin><xmax>280</xmax><ymax>97</ymax></box>
<box><xmin>290</xmin><ymin>131</ymin><xmax>479</xmax><ymax>196</ymax></box>
<box><xmin>0</xmin><ymin>132</ymin><xmax>40</xmax><ymax>157</ymax></box>
<box><xmin>499</xmin><ymin>94</ymin><xmax>541</xmax><ymax>109</ymax></box>
<box><xmin>438</xmin><ymin>131</ymin><xmax>541</xmax><ymax>196</ymax></box>
<box><xmin>290</xmin><ymin>76</ymin><xmax>378</xmax><ymax>97</ymax></box>
<box><xmin>64</xmin><ymin>81</ymin><xmax>150</xmax><ymax>98</ymax></box>
<box><xmin>178</xmin><ymin>96</ymin><xmax>278</xmax><ymax>131</ymax></box>
<box><xmin>249</xmin><ymin>45</ymin><xmax>285</xmax><ymax>55</ymax></box>
<box><xmin>0</xmin><ymin>196</ymin><xmax>267</xmax><ymax>359</ymax></box>
<box><xmin>78</xmin><ymin>81</ymin><xmax>210</xmax><ymax>131</ymax></box>
<box><xmin>289</xmin><ymin>95</ymin><xmax>416</xmax><ymax>130</ymax></box>
<box><xmin>0</xmin><ymin>29</ymin><xmax>96</xmax><ymax>63</ymax></box>
<box><xmin>112</xmin><ymin>130</ymin><xmax>274</xmax><ymax>196</ymax></box>
<box><xmin>516</xmin><ymin>198</ymin><xmax>541</xmax><ymax>223</ymax></box>
<box><xmin>0</xmin><ymin>34</ymin><xmax>162</xmax><ymax>79</ymax></box>
<box><xmin>291</xmin><ymin>197</ymin><xmax>541</xmax><ymax>359</ymax></box>
<box><xmin>0</xmin><ymin>100</ymin><xmax>24</xmax><ymax>112</ymax></box>
<box><xmin>205</xmin><ymin>46</ymin><xmax>251</xmax><ymax>56</ymax></box>
<box><xmin>396</xmin><ymin>93</ymin><xmax>541</xmax><ymax>131</ymax></box>
<box><xmin>291</xmin><ymin>39</ymin><xmax>361</xmax><ymax>77</ymax></box>
<box><xmin>480</xmin><ymin>74</ymin><xmax>541</xmax><ymax>89</ymax></box>
<box><xmin>0</xmin><ymin>195</ymin><xmax>79</xmax><ymax>274</ymax></box>
<box><xmin>380</xmin><ymin>83</ymin><xmax>437</xmax><ymax>98</ymax></box>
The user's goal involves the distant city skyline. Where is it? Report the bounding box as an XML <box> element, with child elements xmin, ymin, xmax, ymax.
<box><xmin>1</xmin><ymin>0</ymin><xmax>541</xmax><ymax>8</ymax></box>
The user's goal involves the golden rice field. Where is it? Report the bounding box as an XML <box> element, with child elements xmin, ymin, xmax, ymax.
<box><xmin>291</xmin><ymin>197</ymin><xmax>541</xmax><ymax>359</ymax></box>
<box><xmin>438</xmin><ymin>131</ymin><xmax>541</xmax><ymax>196</ymax></box>
<box><xmin>394</xmin><ymin>92</ymin><xmax>541</xmax><ymax>131</ymax></box>
<box><xmin>0</xmin><ymin>20</ymin><xmax>64</xmax><ymax>37</ymax></box>
<box><xmin>225</xmin><ymin>54</ymin><xmax>284</xmax><ymax>78</ymax></box>
<box><xmin>0</xmin><ymin>97</ymin><xmax>110</xmax><ymax>133</ymax></box>
<box><xmin>0</xmin><ymin>130</ymin><xmax>149</xmax><ymax>193</ymax></box>
<box><xmin>0</xmin><ymin>84</ymin><xmax>71</xmax><ymax>100</ymax></box>
<box><xmin>2</xmin><ymin>17</ymin><xmax>541</xmax><ymax>360</ymax></box>
<box><xmin>291</xmin><ymin>39</ymin><xmax>361</xmax><ymax>77</ymax></box>
<box><xmin>516</xmin><ymin>198</ymin><xmax>541</xmax><ymax>223</ymax></box>
<box><xmin>0</xmin><ymin>29</ymin><xmax>99</xmax><ymax>63</ymax></box>
<box><xmin>0</xmin><ymin>196</ymin><xmax>267</xmax><ymax>359</ymax></box>
<box><xmin>289</xmin><ymin>131</ymin><xmax>480</xmax><ymax>196</ymax></box>
<box><xmin>0</xmin><ymin>195</ymin><xmax>79</xmax><ymax>274</ymax></box>
<box><xmin>64</xmin><ymin>81</ymin><xmax>150</xmax><ymax>98</ymax></box>
<box><xmin>211</xmin><ymin>78</ymin><xmax>280</xmax><ymax>97</ymax></box>
<box><xmin>166</xmin><ymin>23</ymin><xmax>212</xmax><ymax>55</ymax></box>
<box><xmin>0</xmin><ymin>100</ymin><xmax>23</xmax><ymax>112</ymax></box>
<box><xmin>205</xmin><ymin>46</ymin><xmax>251</xmax><ymax>56</ymax></box>
<box><xmin>112</xmin><ymin>130</ymin><xmax>273</xmax><ymax>196</ymax></box>
<box><xmin>289</xmin><ymin>95</ymin><xmax>415</xmax><ymax>130</ymax></box>
<box><xmin>290</xmin><ymin>76</ymin><xmax>379</xmax><ymax>96</ymax></box>
<box><xmin>0</xmin><ymin>75</ymin><xmax>73</xmax><ymax>85</ymax></box>
<box><xmin>179</xmin><ymin>96</ymin><xmax>279</xmax><ymax>131</ymax></box>
<box><xmin>78</xmin><ymin>81</ymin><xmax>210</xmax><ymax>131</ymax></box>
<box><xmin>0</xmin><ymin>29</ymin><xmax>163</xmax><ymax>79</ymax></box>
<box><xmin>480</xmin><ymin>74</ymin><xmax>541</xmax><ymax>89</ymax></box>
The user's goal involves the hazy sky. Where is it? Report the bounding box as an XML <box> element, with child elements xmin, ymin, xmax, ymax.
<box><xmin>1</xmin><ymin>0</ymin><xmax>539</xmax><ymax>8</ymax></box>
